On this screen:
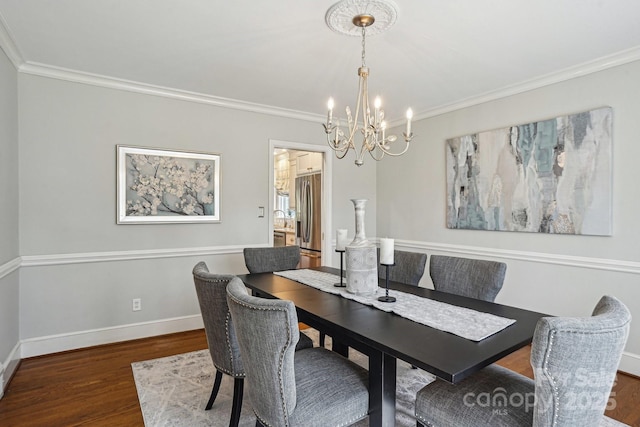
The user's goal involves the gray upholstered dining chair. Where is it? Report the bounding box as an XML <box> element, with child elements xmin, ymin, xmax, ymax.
<box><xmin>377</xmin><ymin>249</ymin><xmax>428</xmax><ymax>286</ymax></box>
<box><xmin>429</xmin><ymin>254</ymin><xmax>507</xmax><ymax>302</ymax></box>
<box><xmin>414</xmin><ymin>295</ymin><xmax>631</xmax><ymax>427</ymax></box>
<box><xmin>226</xmin><ymin>278</ymin><xmax>370</xmax><ymax>427</ymax></box>
<box><xmin>243</xmin><ymin>245</ymin><xmax>301</xmax><ymax>273</ymax></box>
<box><xmin>244</xmin><ymin>245</ymin><xmax>330</xmax><ymax>351</ymax></box>
<box><xmin>192</xmin><ymin>262</ymin><xmax>312</xmax><ymax>427</ymax></box>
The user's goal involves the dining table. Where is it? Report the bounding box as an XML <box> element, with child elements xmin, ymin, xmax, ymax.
<box><xmin>237</xmin><ymin>266</ymin><xmax>547</xmax><ymax>427</ymax></box>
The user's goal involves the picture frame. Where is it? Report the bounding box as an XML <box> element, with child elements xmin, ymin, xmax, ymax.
<box><xmin>116</xmin><ymin>145</ymin><xmax>221</xmax><ymax>224</ymax></box>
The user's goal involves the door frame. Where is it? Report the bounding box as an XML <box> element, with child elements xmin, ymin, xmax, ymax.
<box><xmin>269</xmin><ymin>139</ymin><xmax>333</xmax><ymax>266</ymax></box>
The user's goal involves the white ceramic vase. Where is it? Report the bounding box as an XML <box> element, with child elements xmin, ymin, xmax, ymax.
<box><xmin>350</xmin><ymin>198</ymin><xmax>369</xmax><ymax>246</ymax></box>
<box><xmin>346</xmin><ymin>199</ymin><xmax>378</xmax><ymax>295</ymax></box>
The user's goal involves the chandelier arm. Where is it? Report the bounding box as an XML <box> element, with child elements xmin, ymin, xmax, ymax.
<box><xmin>332</xmin><ymin>142</ymin><xmax>351</xmax><ymax>159</ymax></box>
<box><xmin>377</xmin><ymin>141</ymin><xmax>411</xmax><ymax>156</ymax></box>
<box><xmin>326</xmin><ymin>133</ymin><xmax>347</xmax><ymax>154</ymax></box>
<box><xmin>346</xmin><ymin>69</ymin><xmax>365</xmax><ymax>146</ymax></box>
<box><xmin>368</xmin><ymin>146</ymin><xmax>386</xmax><ymax>161</ymax></box>
<box><xmin>360</xmin><ymin>72</ymin><xmax>375</xmax><ymax>153</ymax></box>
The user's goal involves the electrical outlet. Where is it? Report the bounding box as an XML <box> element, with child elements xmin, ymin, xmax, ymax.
<box><xmin>132</xmin><ymin>298</ymin><xmax>142</xmax><ymax>311</ymax></box>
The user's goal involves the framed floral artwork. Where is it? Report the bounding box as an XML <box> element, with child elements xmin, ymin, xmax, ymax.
<box><xmin>117</xmin><ymin>145</ymin><xmax>220</xmax><ymax>224</ymax></box>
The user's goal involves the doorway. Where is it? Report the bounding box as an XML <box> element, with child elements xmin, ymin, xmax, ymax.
<box><xmin>269</xmin><ymin>140</ymin><xmax>332</xmax><ymax>268</ymax></box>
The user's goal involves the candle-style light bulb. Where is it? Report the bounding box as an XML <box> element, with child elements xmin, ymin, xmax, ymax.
<box><xmin>327</xmin><ymin>97</ymin><xmax>334</xmax><ymax>125</ymax></box>
<box><xmin>381</xmin><ymin>121</ymin><xmax>387</xmax><ymax>143</ymax></box>
<box><xmin>374</xmin><ymin>96</ymin><xmax>381</xmax><ymax>126</ymax></box>
<box><xmin>406</xmin><ymin>108</ymin><xmax>413</xmax><ymax>136</ymax></box>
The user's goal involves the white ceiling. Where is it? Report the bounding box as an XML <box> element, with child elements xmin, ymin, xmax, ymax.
<box><xmin>1</xmin><ymin>0</ymin><xmax>640</xmax><ymax>123</ymax></box>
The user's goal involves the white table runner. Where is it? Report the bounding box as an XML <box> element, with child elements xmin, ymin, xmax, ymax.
<box><xmin>274</xmin><ymin>269</ymin><xmax>516</xmax><ymax>341</ymax></box>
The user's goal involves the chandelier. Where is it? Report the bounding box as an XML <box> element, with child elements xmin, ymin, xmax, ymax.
<box><xmin>323</xmin><ymin>0</ymin><xmax>413</xmax><ymax>166</ymax></box>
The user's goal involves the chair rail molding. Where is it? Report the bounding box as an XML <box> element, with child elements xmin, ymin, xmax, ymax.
<box><xmin>0</xmin><ymin>257</ymin><xmax>20</xmax><ymax>280</ymax></box>
<box><xmin>0</xmin><ymin>10</ymin><xmax>24</xmax><ymax>69</ymax></box>
<box><xmin>19</xmin><ymin>244</ymin><xmax>264</xmax><ymax>267</ymax></box>
<box><xmin>393</xmin><ymin>239</ymin><xmax>640</xmax><ymax>275</ymax></box>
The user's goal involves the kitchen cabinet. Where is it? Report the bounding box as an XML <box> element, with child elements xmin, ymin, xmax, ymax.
<box><xmin>286</xmin><ymin>232</ymin><xmax>296</xmax><ymax>246</ymax></box>
<box><xmin>274</xmin><ymin>231</ymin><xmax>286</xmax><ymax>247</ymax></box>
<box><xmin>296</xmin><ymin>152</ymin><xmax>322</xmax><ymax>175</ymax></box>
<box><xmin>299</xmin><ymin>251</ymin><xmax>322</xmax><ymax>268</ymax></box>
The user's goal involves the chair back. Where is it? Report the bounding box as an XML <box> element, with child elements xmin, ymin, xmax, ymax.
<box><xmin>377</xmin><ymin>249</ymin><xmax>427</xmax><ymax>286</ymax></box>
<box><xmin>243</xmin><ymin>245</ymin><xmax>301</xmax><ymax>273</ymax></box>
<box><xmin>429</xmin><ymin>255</ymin><xmax>506</xmax><ymax>302</ymax></box>
<box><xmin>531</xmin><ymin>295</ymin><xmax>631</xmax><ymax>427</ymax></box>
<box><xmin>192</xmin><ymin>262</ymin><xmax>244</xmax><ymax>376</ymax></box>
<box><xmin>226</xmin><ymin>278</ymin><xmax>299</xmax><ymax>425</ymax></box>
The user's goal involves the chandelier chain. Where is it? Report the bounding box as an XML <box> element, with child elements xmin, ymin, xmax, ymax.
<box><xmin>361</xmin><ymin>26</ymin><xmax>367</xmax><ymax>67</ymax></box>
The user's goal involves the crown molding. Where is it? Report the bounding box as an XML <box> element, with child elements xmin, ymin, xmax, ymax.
<box><xmin>390</xmin><ymin>45</ymin><xmax>640</xmax><ymax>126</ymax></box>
<box><xmin>0</xmin><ymin>11</ymin><xmax>24</xmax><ymax>69</ymax></box>
<box><xmin>4</xmin><ymin>10</ymin><xmax>640</xmax><ymax>130</ymax></box>
<box><xmin>18</xmin><ymin>61</ymin><xmax>325</xmax><ymax>123</ymax></box>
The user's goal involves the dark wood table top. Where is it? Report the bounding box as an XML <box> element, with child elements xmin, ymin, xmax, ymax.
<box><xmin>238</xmin><ymin>266</ymin><xmax>547</xmax><ymax>384</ymax></box>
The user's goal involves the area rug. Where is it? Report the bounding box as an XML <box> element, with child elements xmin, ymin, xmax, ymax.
<box><xmin>132</xmin><ymin>329</ymin><xmax>435</xmax><ymax>426</ymax></box>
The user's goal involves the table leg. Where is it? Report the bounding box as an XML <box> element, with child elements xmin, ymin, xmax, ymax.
<box><xmin>331</xmin><ymin>338</ymin><xmax>350</xmax><ymax>358</ymax></box>
<box><xmin>368</xmin><ymin>350</ymin><xmax>396</xmax><ymax>427</ymax></box>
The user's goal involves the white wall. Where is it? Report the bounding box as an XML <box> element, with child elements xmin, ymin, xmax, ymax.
<box><xmin>377</xmin><ymin>60</ymin><xmax>640</xmax><ymax>375</ymax></box>
<box><xmin>16</xmin><ymin>74</ymin><xmax>376</xmax><ymax>355</ymax></box>
<box><xmin>0</xmin><ymin>46</ymin><xmax>20</xmax><ymax>395</ymax></box>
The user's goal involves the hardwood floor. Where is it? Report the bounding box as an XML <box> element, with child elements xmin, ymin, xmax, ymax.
<box><xmin>0</xmin><ymin>330</ymin><xmax>638</xmax><ymax>426</ymax></box>
<box><xmin>0</xmin><ymin>330</ymin><xmax>208</xmax><ymax>427</ymax></box>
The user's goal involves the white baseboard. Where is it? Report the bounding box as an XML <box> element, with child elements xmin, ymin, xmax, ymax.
<box><xmin>619</xmin><ymin>352</ymin><xmax>640</xmax><ymax>378</ymax></box>
<box><xmin>20</xmin><ymin>315</ymin><xmax>204</xmax><ymax>359</ymax></box>
<box><xmin>1</xmin><ymin>341</ymin><xmax>21</xmax><ymax>399</ymax></box>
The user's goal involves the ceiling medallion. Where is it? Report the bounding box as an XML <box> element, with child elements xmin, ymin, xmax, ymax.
<box><xmin>325</xmin><ymin>0</ymin><xmax>398</xmax><ymax>37</ymax></box>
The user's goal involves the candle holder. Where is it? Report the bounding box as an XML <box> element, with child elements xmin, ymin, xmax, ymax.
<box><xmin>377</xmin><ymin>263</ymin><xmax>396</xmax><ymax>302</ymax></box>
<box><xmin>334</xmin><ymin>249</ymin><xmax>346</xmax><ymax>287</ymax></box>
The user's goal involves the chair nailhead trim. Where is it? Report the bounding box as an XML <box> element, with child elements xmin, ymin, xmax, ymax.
<box><xmin>415</xmin><ymin>414</ymin><xmax>434</xmax><ymax>427</ymax></box>
<box><xmin>542</xmin><ymin>326</ymin><xmax>625</xmax><ymax>427</ymax></box>
<box><xmin>228</xmin><ymin>294</ymin><xmax>293</xmax><ymax>426</ymax></box>
<box><xmin>222</xmin><ymin>312</ymin><xmax>246</xmax><ymax>377</ymax></box>
<box><xmin>335</xmin><ymin>412</ymin><xmax>368</xmax><ymax>427</ymax></box>
<box><xmin>543</xmin><ymin>330</ymin><xmax>560</xmax><ymax>427</ymax></box>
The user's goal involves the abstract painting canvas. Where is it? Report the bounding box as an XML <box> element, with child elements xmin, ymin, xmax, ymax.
<box><xmin>446</xmin><ymin>107</ymin><xmax>612</xmax><ymax>235</ymax></box>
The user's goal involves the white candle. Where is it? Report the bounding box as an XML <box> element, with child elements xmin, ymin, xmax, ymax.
<box><xmin>380</xmin><ymin>238</ymin><xmax>394</xmax><ymax>265</ymax></box>
<box><xmin>374</xmin><ymin>96</ymin><xmax>381</xmax><ymax>125</ymax></box>
<box><xmin>336</xmin><ymin>229</ymin><xmax>348</xmax><ymax>251</ymax></box>
<box><xmin>327</xmin><ymin>97</ymin><xmax>334</xmax><ymax>125</ymax></box>
<box><xmin>406</xmin><ymin>108</ymin><xmax>413</xmax><ymax>136</ymax></box>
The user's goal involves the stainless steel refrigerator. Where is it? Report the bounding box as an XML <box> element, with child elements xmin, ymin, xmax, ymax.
<box><xmin>295</xmin><ymin>173</ymin><xmax>322</xmax><ymax>266</ymax></box>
